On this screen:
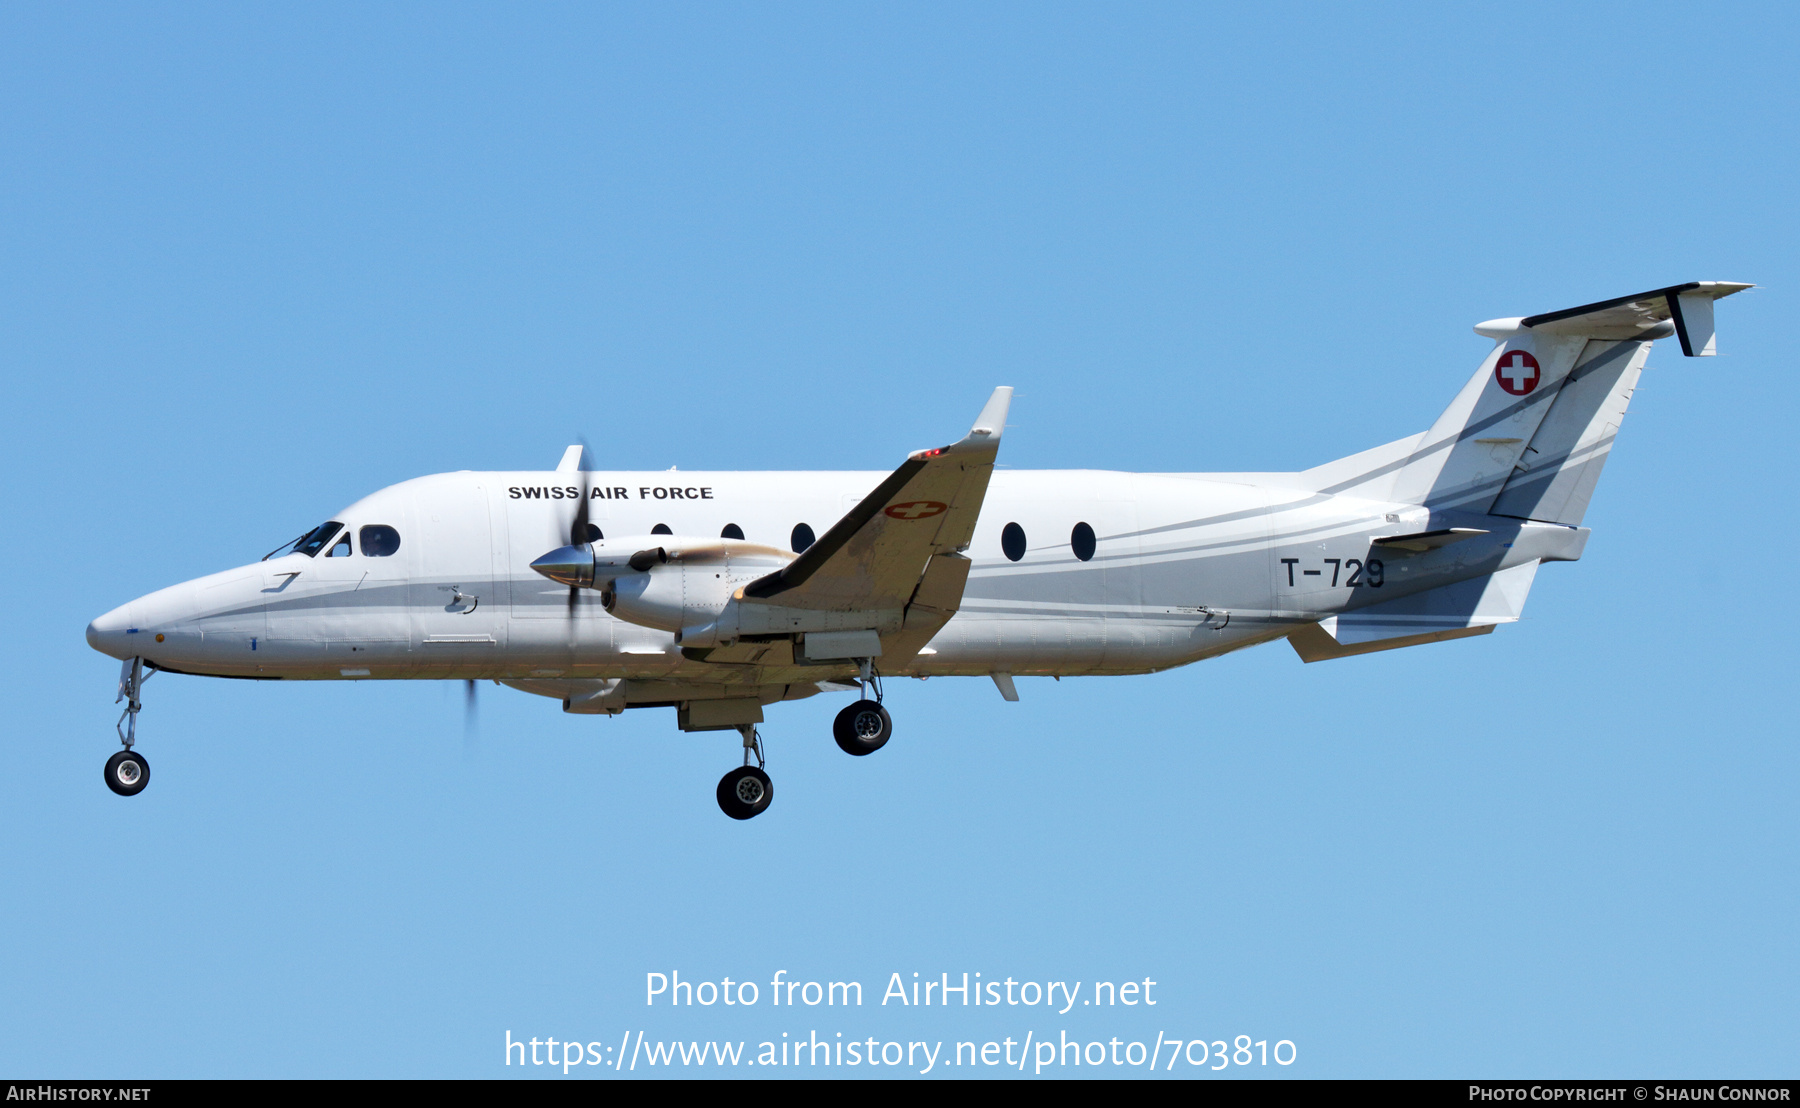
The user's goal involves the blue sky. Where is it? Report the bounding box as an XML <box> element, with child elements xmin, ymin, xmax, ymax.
<box><xmin>2</xmin><ymin>2</ymin><xmax>1795</xmax><ymax>1078</ymax></box>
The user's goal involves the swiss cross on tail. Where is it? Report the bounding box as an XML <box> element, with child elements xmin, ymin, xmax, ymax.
<box><xmin>1494</xmin><ymin>350</ymin><xmax>1541</xmax><ymax>395</ymax></box>
<box><xmin>885</xmin><ymin>501</ymin><xmax>947</xmax><ymax>520</ymax></box>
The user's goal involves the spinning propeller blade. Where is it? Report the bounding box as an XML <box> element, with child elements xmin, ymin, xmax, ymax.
<box><xmin>462</xmin><ymin>678</ymin><xmax>479</xmax><ymax>756</ymax></box>
<box><xmin>568</xmin><ymin>438</ymin><xmax>594</xmax><ymax>617</ymax></box>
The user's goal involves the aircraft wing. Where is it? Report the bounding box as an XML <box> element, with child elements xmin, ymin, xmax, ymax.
<box><xmin>737</xmin><ymin>387</ymin><xmax>1011</xmax><ymax>658</ymax></box>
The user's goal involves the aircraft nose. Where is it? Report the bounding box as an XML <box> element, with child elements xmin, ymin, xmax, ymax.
<box><xmin>530</xmin><ymin>544</ymin><xmax>595</xmax><ymax>589</ymax></box>
<box><xmin>86</xmin><ymin>602</ymin><xmax>137</xmax><ymax>659</ymax></box>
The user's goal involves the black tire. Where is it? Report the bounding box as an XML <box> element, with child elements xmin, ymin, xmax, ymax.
<box><xmin>717</xmin><ymin>766</ymin><xmax>773</xmax><ymax>820</ymax></box>
<box><xmin>104</xmin><ymin>750</ymin><xmax>150</xmax><ymax>797</ymax></box>
<box><xmin>833</xmin><ymin>700</ymin><xmax>892</xmax><ymax>756</ymax></box>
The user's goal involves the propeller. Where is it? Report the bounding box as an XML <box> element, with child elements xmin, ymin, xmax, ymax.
<box><xmin>568</xmin><ymin>438</ymin><xmax>596</xmax><ymax>618</ymax></box>
<box><xmin>463</xmin><ymin>678</ymin><xmax>479</xmax><ymax>752</ymax></box>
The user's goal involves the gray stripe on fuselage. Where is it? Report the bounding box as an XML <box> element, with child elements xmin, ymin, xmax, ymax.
<box><xmin>1314</xmin><ymin>388</ymin><xmax>1560</xmax><ymax>497</ymax></box>
<box><xmin>1101</xmin><ymin>494</ymin><xmax>1331</xmax><ymax>543</ymax></box>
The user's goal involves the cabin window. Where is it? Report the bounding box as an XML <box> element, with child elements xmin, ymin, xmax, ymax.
<box><xmin>291</xmin><ymin>522</ymin><xmax>343</xmax><ymax>558</ymax></box>
<box><xmin>791</xmin><ymin>523</ymin><xmax>815</xmax><ymax>552</ymax></box>
<box><xmin>327</xmin><ymin>532</ymin><xmax>352</xmax><ymax>558</ymax></box>
<box><xmin>651</xmin><ymin>524</ymin><xmax>673</xmax><ymax>536</ymax></box>
<box><xmin>360</xmin><ymin>525</ymin><xmax>402</xmax><ymax>557</ymax></box>
<box><xmin>1071</xmin><ymin>521</ymin><xmax>1096</xmax><ymax>562</ymax></box>
<box><xmin>1001</xmin><ymin>522</ymin><xmax>1027</xmax><ymax>562</ymax></box>
<box><xmin>583</xmin><ymin>524</ymin><xmax>603</xmax><ymax>543</ymax></box>
<box><xmin>721</xmin><ymin>523</ymin><xmax>745</xmax><ymax>540</ymax></box>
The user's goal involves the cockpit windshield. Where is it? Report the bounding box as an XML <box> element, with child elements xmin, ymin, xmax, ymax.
<box><xmin>263</xmin><ymin>521</ymin><xmax>344</xmax><ymax>561</ymax></box>
<box><xmin>293</xmin><ymin>521</ymin><xmax>344</xmax><ymax>558</ymax></box>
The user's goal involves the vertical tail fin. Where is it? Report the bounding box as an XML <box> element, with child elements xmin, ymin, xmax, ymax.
<box><xmin>1314</xmin><ymin>282</ymin><xmax>1751</xmax><ymax>516</ymax></box>
<box><xmin>1488</xmin><ymin>338</ymin><xmax>1645</xmax><ymax>525</ymax></box>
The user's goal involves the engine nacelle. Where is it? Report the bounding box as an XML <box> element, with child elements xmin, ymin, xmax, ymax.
<box><xmin>603</xmin><ymin>558</ymin><xmax>736</xmax><ymax>634</ymax></box>
<box><xmin>566</xmin><ymin>536</ymin><xmax>795</xmax><ymax>640</ymax></box>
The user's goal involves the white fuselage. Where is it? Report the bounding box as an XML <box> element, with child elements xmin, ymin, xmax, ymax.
<box><xmin>87</xmin><ymin>467</ymin><xmax>1572</xmax><ymax>690</ymax></box>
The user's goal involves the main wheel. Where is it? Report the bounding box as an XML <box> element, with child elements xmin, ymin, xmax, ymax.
<box><xmin>833</xmin><ymin>700</ymin><xmax>892</xmax><ymax>756</ymax></box>
<box><xmin>717</xmin><ymin>766</ymin><xmax>773</xmax><ymax>820</ymax></box>
<box><xmin>104</xmin><ymin>750</ymin><xmax>150</xmax><ymax>797</ymax></box>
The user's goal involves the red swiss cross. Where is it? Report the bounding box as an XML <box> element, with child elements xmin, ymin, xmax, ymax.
<box><xmin>885</xmin><ymin>501</ymin><xmax>948</xmax><ymax>520</ymax></box>
<box><xmin>1494</xmin><ymin>350</ymin><xmax>1541</xmax><ymax>395</ymax></box>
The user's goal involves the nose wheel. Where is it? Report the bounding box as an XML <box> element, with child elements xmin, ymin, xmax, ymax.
<box><xmin>105</xmin><ymin>749</ymin><xmax>150</xmax><ymax>796</ymax></box>
<box><xmin>717</xmin><ymin>726</ymin><xmax>774</xmax><ymax>820</ymax></box>
<box><xmin>107</xmin><ymin>656</ymin><xmax>153</xmax><ymax>797</ymax></box>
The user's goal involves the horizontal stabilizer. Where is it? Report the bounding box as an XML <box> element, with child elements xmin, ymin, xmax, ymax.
<box><xmin>1288</xmin><ymin>560</ymin><xmax>1539</xmax><ymax>663</ymax></box>
<box><xmin>1506</xmin><ymin>280</ymin><xmax>1751</xmax><ymax>356</ymax></box>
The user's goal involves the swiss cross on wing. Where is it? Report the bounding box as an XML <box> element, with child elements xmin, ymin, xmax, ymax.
<box><xmin>1494</xmin><ymin>350</ymin><xmax>1541</xmax><ymax>396</ymax></box>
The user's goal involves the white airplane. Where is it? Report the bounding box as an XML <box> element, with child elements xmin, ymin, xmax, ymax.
<box><xmin>87</xmin><ymin>282</ymin><xmax>1750</xmax><ymax>818</ymax></box>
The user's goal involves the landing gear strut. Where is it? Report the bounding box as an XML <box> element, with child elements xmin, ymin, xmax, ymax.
<box><xmin>716</xmin><ymin>726</ymin><xmax>773</xmax><ymax>820</ymax></box>
<box><xmin>106</xmin><ymin>657</ymin><xmax>152</xmax><ymax>797</ymax></box>
<box><xmin>833</xmin><ymin>657</ymin><xmax>893</xmax><ymax>756</ymax></box>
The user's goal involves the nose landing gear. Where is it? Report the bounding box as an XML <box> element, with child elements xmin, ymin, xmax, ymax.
<box><xmin>106</xmin><ymin>657</ymin><xmax>153</xmax><ymax>797</ymax></box>
<box><xmin>716</xmin><ymin>726</ymin><xmax>773</xmax><ymax>820</ymax></box>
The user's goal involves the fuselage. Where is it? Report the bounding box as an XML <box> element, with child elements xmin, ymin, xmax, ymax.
<box><xmin>85</xmin><ymin>467</ymin><xmax>1581</xmax><ymax>690</ymax></box>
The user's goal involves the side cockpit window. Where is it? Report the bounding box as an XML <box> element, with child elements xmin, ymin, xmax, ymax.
<box><xmin>286</xmin><ymin>521</ymin><xmax>344</xmax><ymax>559</ymax></box>
<box><xmin>359</xmin><ymin>525</ymin><xmax>401</xmax><ymax>556</ymax></box>
<box><xmin>327</xmin><ymin>532</ymin><xmax>352</xmax><ymax>557</ymax></box>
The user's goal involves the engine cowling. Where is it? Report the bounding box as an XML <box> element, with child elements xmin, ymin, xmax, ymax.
<box><xmin>530</xmin><ymin>535</ymin><xmax>795</xmax><ymax>643</ymax></box>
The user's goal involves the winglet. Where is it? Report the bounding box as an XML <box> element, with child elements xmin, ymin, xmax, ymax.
<box><xmin>966</xmin><ymin>386</ymin><xmax>1012</xmax><ymax>445</ymax></box>
<box><xmin>556</xmin><ymin>444</ymin><xmax>587</xmax><ymax>472</ymax></box>
<box><xmin>912</xmin><ymin>386</ymin><xmax>1012</xmax><ymax>460</ymax></box>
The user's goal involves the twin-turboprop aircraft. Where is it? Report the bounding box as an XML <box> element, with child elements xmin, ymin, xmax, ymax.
<box><xmin>87</xmin><ymin>282</ymin><xmax>1750</xmax><ymax>818</ymax></box>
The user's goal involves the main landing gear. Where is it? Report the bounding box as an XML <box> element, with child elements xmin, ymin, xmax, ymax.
<box><xmin>833</xmin><ymin>701</ymin><xmax>892</xmax><ymax>756</ymax></box>
<box><xmin>106</xmin><ymin>657</ymin><xmax>152</xmax><ymax>797</ymax></box>
<box><xmin>833</xmin><ymin>658</ymin><xmax>893</xmax><ymax>757</ymax></box>
<box><xmin>713</xmin><ymin>659</ymin><xmax>894</xmax><ymax>819</ymax></box>
<box><xmin>717</xmin><ymin>726</ymin><xmax>773</xmax><ymax>820</ymax></box>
